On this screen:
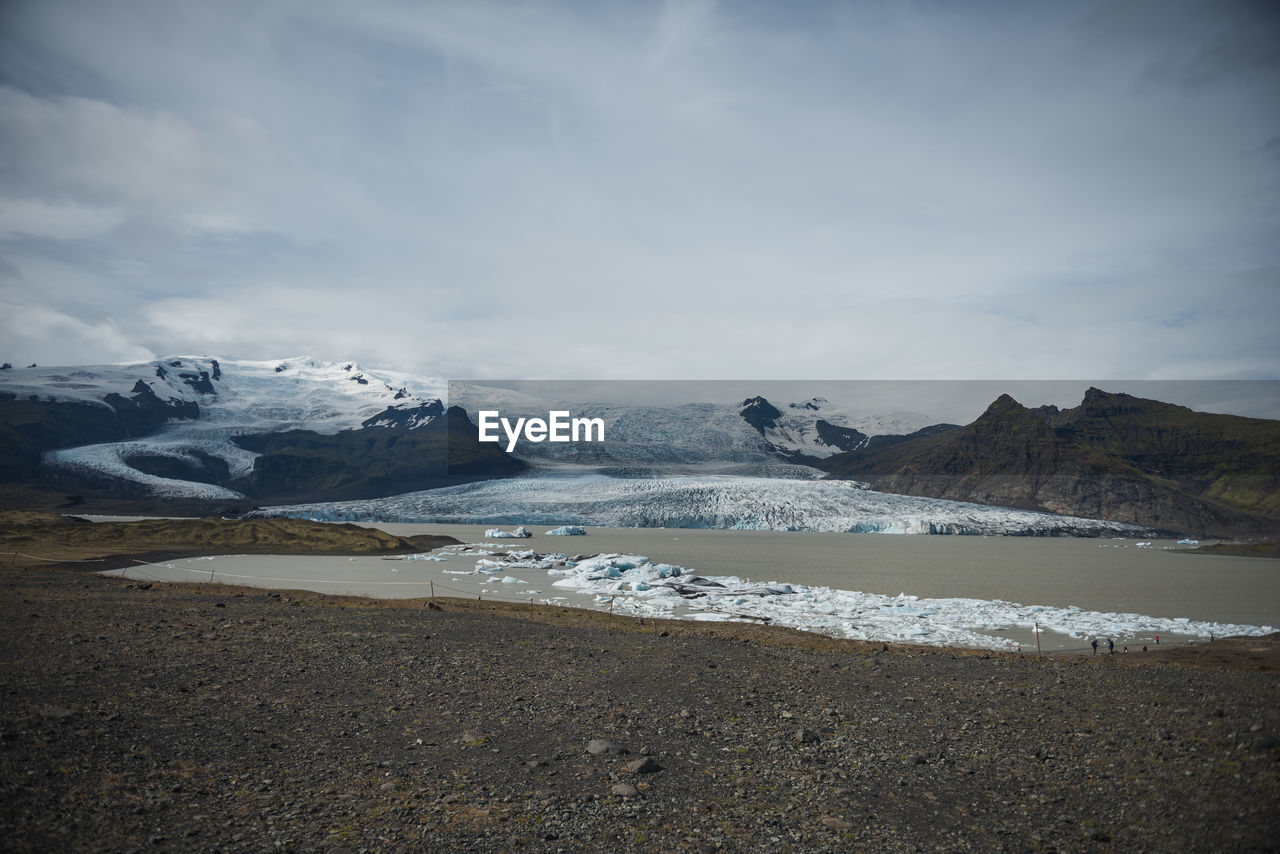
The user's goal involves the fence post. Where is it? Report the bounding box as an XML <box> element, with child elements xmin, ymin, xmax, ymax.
<box><xmin>1035</xmin><ymin>622</ymin><xmax>1041</xmax><ymax>660</ymax></box>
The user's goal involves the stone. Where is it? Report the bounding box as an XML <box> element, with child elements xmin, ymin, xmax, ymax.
<box><xmin>626</xmin><ymin>757</ymin><xmax>662</xmax><ymax>774</ymax></box>
<box><xmin>796</xmin><ymin>728</ymin><xmax>820</xmax><ymax>744</ymax></box>
<box><xmin>821</xmin><ymin>817</ymin><xmax>853</xmax><ymax>830</ymax></box>
<box><xmin>610</xmin><ymin>782</ymin><xmax>639</xmax><ymax>797</ymax></box>
<box><xmin>586</xmin><ymin>739</ymin><xmax>628</xmax><ymax>756</ymax></box>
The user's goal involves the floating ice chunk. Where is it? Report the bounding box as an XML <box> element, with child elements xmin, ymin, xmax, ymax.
<box><xmin>1178</xmin><ymin>538</ymin><xmax>1199</xmax><ymax>545</ymax></box>
<box><xmin>545</xmin><ymin>525</ymin><xmax>586</xmax><ymax>536</ymax></box>
<box><xmin>500</xmin><ymin>576</ymin><xmax>521</xmax><ymax>584</ymax></box>
<box><xmin>485</xmin><ymin>526</ymin><xmax>530</xmax><ymax>538</ymax></box>
<box><xmin>387</xmin><ymin>552</ymin><xmax>449</xmax><ymax>562</ymax></box>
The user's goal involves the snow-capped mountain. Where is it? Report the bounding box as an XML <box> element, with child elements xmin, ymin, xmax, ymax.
<box><xmin>1</xmin><ymin>356</ymin><xmax>447</xmax><ymax>431</ymax></box>
<box><xmin>0</xmin><ymin>358</ymin><xmax>1197</xmax><ymax>535</ymax></box>
<box><xmin>0</xmin><ymin>356</ymin><xmax>467</xmax><ymax>501</ymax></box>
<box><xmin>2</xmin><ymin>358</ymin><xmax>964</xmax><ymax>502</ymax></box>
<box><xmin>449</xmin><ymin>383</ymin><xmax>951</xmax><ymax>472</ymax></box>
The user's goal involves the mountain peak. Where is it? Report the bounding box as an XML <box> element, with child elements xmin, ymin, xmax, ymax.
<box><xmin>978</xmin><ymin>393</ymin><xmax>1027</xmax><ymax>419</ymax></box>
<box><xmin>739</xmin><ymin>396</ymin><xmax>783</xmax><ymax>433</ymax></box>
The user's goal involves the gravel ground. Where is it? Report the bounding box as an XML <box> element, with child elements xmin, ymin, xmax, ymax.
<box><xmin>2</xmin><ymin>566</ymin><xmax>1277</xmax><ymax>853</ymax></box>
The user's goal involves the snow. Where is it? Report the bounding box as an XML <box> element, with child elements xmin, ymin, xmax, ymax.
<box><xmin>0</xmin><ymin>356</ymin><xmax>448</xmax><ymax>497</ymax></box>
<box><xmin>268</xmin><ymin>473</ymin><xmax>1150</xmax><ymax>537</ymax></box>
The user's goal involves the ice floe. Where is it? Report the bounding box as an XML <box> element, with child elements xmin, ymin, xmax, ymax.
<box><xmin>506</xmin><ymin>551</ymin><xmax>1274</xmax><ymax>650</ymax></box>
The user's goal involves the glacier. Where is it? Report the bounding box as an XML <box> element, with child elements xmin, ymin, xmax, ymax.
<box><xmin>15</xmin><ymin>356</ymin><xmax>448</xmax><ymax>497</ymax></box>
<box><xmin>265</xmin><ymin>473</ymin><xmax>1149</xmax><ymax>536</ymax></box>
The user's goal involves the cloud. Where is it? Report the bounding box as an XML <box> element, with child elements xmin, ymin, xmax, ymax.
<box><xmin>0</xmin><ymin>1</ymin><xmax>1276</xmax><ymax>380</ymax></box>
<box><xmin>0</xmin><ymin>300</ymin><xmax>156</xmax><ymax>367</ymax></box>
<box><xmin>0</xmin><ymin>196</ymin><xmax>122</xmax><ymax>240</ymax></box>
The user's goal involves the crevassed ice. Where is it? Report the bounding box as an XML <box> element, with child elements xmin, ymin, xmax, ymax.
<box><xmin>270</xmin><ymin>474</ymin><xmax>1149</xmax><ymax>537</ymax></box>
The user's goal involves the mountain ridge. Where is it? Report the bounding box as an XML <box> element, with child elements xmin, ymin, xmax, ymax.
<box><xmin>0</xmin><ymin>357</ymin><xmax>522</xmax><ymax>508</ymax></box>
<box><xmin>816</xmin><ymin>388</ymin><xmax>1280</xmax><ymax>537</ymax></box>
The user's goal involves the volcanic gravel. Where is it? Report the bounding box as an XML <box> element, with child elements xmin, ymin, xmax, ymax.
<box><xmin>2</xmin><ymin>566</ymin><xmax>1277</xmax><ymax>853</ymax></box>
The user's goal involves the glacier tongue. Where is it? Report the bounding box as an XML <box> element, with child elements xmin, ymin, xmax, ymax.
<box><xmin>265</xmin><ymin>474</ymin><xmax>1149</xmax><ymax>536</ymax></box>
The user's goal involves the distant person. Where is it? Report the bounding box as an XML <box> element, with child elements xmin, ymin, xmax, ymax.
<box><xmin>1143</xmin><ymin>645</ymin><xmax>1148</xmax><ymax>652</ymax></box>
<box><xmin>1108</xmin><ymin>638</ymin><xmax>1115</xmax><ymax>654</ymax></box>
<box><xmin>1155</xmin><ymin>635</ymin><xmax>1159</xmax><ymax>644</ymax></box>
<box><xmin>1091</xmin><ymin>639</ymin><xmax>1099</xmax><ymax>655</ymax></box>
<box><xmin>1123</xmin><ymin>646</ymin><xmax>1129</xmax><ymax>653</ymax></box>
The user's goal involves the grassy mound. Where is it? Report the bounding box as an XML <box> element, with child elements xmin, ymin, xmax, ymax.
<box><xmin>0</xmin><ymin>512</ymin><xmax>457</xmax><ymax>568</ymax></box>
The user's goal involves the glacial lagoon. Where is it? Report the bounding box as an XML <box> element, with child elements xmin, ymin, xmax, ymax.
<box><xmin>103</xmin><ymin>523</ymin><xmax>1279</xmax><ymax>653</ymax></box>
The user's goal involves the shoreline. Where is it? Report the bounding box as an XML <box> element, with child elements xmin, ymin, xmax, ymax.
<box><xmin>6</xmin><ymin>513</ymin><xmax>1273</xmax><ymax>652</ymax></box>
<box><xmin>60</xmin><ymin>559</ymin><xmax>1280</xmax><ymax>665</ymax></box>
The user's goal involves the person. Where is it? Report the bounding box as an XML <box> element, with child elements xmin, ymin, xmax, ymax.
<box><xmin>1123</xmin><ymin>646</ymin><xmax>1129</xmax><ymax>653</ymax></box>
<box><xmin>1091</xmin><ymin>638</ymin><xmax>1099</xmax><ymax>655</ymax></box>
<box><xmin>1108</xmin><ymin>638</ymin><xmax>1115</xmax><ymax>654</ymax></box>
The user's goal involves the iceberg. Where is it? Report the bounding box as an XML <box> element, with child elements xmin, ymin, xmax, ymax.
<box><xmin>545</xmin><ymin>525</ymin><xmax>587</xmax><ymax>536</ymax></box>
<box><xmin>484</xmin><ymin>526</ymin><xmax>531</xmax><ymax>538</ymax></box>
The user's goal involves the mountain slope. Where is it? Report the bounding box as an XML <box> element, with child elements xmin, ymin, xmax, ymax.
<box><xmin>231</xmin><ymin>406</ymin><xmax>524</xmax><ymax>503</ymax></box>
<box><xmin>817</xmin><ymin>388</ymin><xmax>1280</xmax><ymax>536</ymax></box>
<box><xmin>0</xmin><ymin>357</ymin><xmax>521</xmax><ymax>506</ymax></box>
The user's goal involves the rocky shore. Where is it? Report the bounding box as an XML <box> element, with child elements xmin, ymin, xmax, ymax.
<box><xmin>2</xmin><ymin>565</ymin><xmax>1277</xmax><ymax>853</ymax></box>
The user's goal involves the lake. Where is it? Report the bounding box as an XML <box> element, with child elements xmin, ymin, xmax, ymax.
<box><xmin>103</xmin><ymin>522</ymin><xmax>1278</xmax><ymax>652</ymax></box>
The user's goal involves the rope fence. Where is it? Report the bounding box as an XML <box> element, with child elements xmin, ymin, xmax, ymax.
<box><xmin>109</xmin><ymin>557</ymin><xmax>561</xmax><ymax>609</ymax></box>
<box><xmin>4</xmin><ymin>550</ymin><xmax>108</xmax><ymax>564</ymax></box>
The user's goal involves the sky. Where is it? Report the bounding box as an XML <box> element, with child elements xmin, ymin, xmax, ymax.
<box><xmin>1</xmin><ymin>0</ymin><xmax>1278</xmax><ymax>381</ymax></box>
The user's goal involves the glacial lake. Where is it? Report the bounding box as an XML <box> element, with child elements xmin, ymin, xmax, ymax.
<box><xmin>102</xmin><ymin>522</ymin><xmax>1280</xmax><ymax>653</ymax></box>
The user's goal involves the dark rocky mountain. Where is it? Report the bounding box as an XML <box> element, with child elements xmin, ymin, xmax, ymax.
<box><xmin>230</xmin><ymin>406</ymin><xmax>524</xmax><ymax>504</ymax></box>
<box><xmin>737</xmin><ymin>395</ymin><xmax>958</xmax><ymax>465</ymax></box>
<box><xmin>817</xmin><ymin>388</ymin><xmax>1280</xmax><ymax>537</ymax></box>
<box><xmin>0</xmin><ymin>382</ymin><xmax>198</xmax><ymax>479</ymax></box>
<box><xmin>738</xmin><ymin>396</ymin><xmax>783</xmax><ymax>433</ymax></box>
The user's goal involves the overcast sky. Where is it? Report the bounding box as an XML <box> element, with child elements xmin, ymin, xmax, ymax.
<box><xmin>1</xmin><ymin>0</ymin><xmax>1277</xmax><ymax>382</ymax></box>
